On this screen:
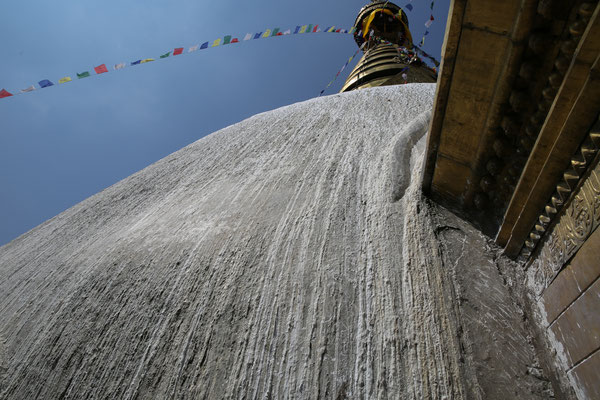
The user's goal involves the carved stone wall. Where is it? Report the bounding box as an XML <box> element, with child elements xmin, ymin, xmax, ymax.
<box><xmin>528</xmin><ymin>158</ymin><xmax>600</xmax><ymax>294</ymax></box>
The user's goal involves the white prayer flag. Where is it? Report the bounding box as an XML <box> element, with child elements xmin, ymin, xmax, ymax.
<box><xmin>424</xmin><ymin>18</ymin><xmax>434</xmax><ymax>28</ymax></box>
<box><xmin>20</xmin><ymin>85</ymin><xmax>35</xmax><ymax>93</ymax></box>
<box><xmin>243</xmin><ymin>33</ymin><xmax>252</xmax><ymax>41</ymax></box>
<box><xmin>188</xmin><ymin>44</ymin><xmax>200</xmax><ymax>52</ymax></box>
<box><xmin>283</xmin><ymin>29</ymin><xmax>291</xmax><ymax>35</ymax></box>
<box><xmin>114</xmin><ymin>63</ymin><xmax>126</xmax><ymax>70</ymax></box>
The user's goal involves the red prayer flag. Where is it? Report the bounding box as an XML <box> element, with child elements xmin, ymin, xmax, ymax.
<box><xmin>276</xmin><ymin>32</ymin><xmax>283</xmax><ymax>36</ymax></box>
<box><xmin>231</xmin><ymin>38</ymin><xmax>239</xmax><ymax>43</ymax></box>
<box><xmin>173</xmin><ymin>47</ymin><xmax>184</xmax><ymax>55</ymax></box>
<box><xmin>0</xmin><ymin>88</ymin><xmax>13</xmax><ymax>98</ymax></box>
<box><xmin>94</xmin><ymin>64</ymin><xmax>108</xmax><ymax>74</ymax></box>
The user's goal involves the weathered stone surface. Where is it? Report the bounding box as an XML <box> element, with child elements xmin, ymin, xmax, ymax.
<box><xmin>569</xmin><ymin>348</ymin><xmax>600</xmax><ymax>400</ymax></box>
<box><xmin>550</xmin><ymin>279</ymin><xmax>600</xmax><ymax>366</ymax></box>
<box><xmin>0</xmin><ymin>85</ymin><xmax>552</xmax><ymax>399</ymax></box>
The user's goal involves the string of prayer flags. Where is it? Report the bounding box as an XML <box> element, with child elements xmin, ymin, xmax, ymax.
<box><xmin>2</xmin><ymin>23</ymin><xmax>371</xmax><ymax>101</ymax></box>
<box><xmin>319</xmin><ymin>42</ymin><xmax>366</xmax><ymax>96</ymax></box>
<box><xmin>94</xmin><ymin>64</ymin><xmax>108</xmax><ymax>74</ymax></box>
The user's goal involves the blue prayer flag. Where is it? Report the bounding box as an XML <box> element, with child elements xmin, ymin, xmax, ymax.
<box><xmin>253</xmin><ymin>32</ymin><xmax>262</xmax><ymax>39</ymax></box>
<box><xmin>200</xmin><ymin>42</ymin><xmax>209</xmax><ymax>49</ymax></box>
<box><xmin>131</xmin><ymin>60</ymin><xmax>141</xmax><ymax>65</ymax></box>
<box><xmin>294</xmin><ymin>26</ymin><xmax>301</xmax><ymax>34</ymax></box>
<box><xmin>424</xmin><ymin>30</ymin><xmax>430</xmax><ymax>36</ymax></box>
<box><xmin>405</xmin><ymin>4</ymin><xmax>413</xmax><ymax>11</ymax></box>
<box><xmin>38</xmin><ymin>79</ymin><xmax>53</xmax><ymax>88</ymax></box>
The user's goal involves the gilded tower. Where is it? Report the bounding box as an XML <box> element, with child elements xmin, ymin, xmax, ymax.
<box><xmin>341</xmin><ymin>0</ymin><xmax>437</xmax><ymax>92</ymax></box>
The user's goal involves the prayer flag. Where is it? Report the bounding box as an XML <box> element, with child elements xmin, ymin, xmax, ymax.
<box><xmin>307</xmin><ymin>25</ymin><xmax>313</xmax><ymax>33</ymax></box>
<box><xmin>173</xmin><ymin>47</ymin><xmax>183</xmax><ymax>55</ymax></box>
<box><xmin>131</xmin><ymin>60</ymin><xmax>141</xmax><ymax>66</ymax></box>
<box><xmin>243</xmin><ymin>33</ymin><xmax>252</xmax><ymax>41</ymax></box>
<box><xmin>430</xmin><ymin>1</ymin><xmax>434</xmax><ymax>9</ymax></box>
<box><xmin>405</xmin><ymin>4</ymin><xmax>413</xmax><ymax>11</ymax></box>
<box><xmin>312</xmin><ymin>25</ymin><xmax>319</xmax><ymax>33</ymax></box>
<box><xmin>94</xmin><ymin>64</ymin><xmax>108</xmax><ymax>74</ymax></box>
<box><xmin>212</xmin><ymin>38</ymin><xmax>221</xmax><ymax>47</ymax></box>
<box><xmin>349</xmin><ymin>27</ymin><xmax>356</xmax><ymax>34</ymax></box>
<box><xmin>223</xmin><ymin>35</ymin><xmax>232</xmax><ymax>44</ymax></box>
<box><xmin>140</xmin><ymin>58</ymin><xmax>154</xmax><ymax>63</ymax></box>
<box><xmin>114</xmin><ymin>63</ymin><xmax>126</xmax><ymax>69</ymax></box>
<box><xmin>424</xmin><ymin>15</ymin><xmax>434</xmax><ymax>28</ymax></box>
<box><xmin>0</xmin><ymin>89</ymin><xmax>12</xmax><ymax>98</ymax></box>
<box><xmin>276</xmin><ymin>32</ymin><xmax>283</xmax><ymax>36</ymax></box>
<box><xmin>325</xmin><ymin>26</ymin><xmax>335</xmax><ymax>32</ymax></box>
<box><xmin>253</xmin><ymin>32</ymin><xmax>262</xmax><ymax>39</ymax></box>
<box><xmin>283</xmin><ymin>29</ymin><xmax>291</xmax><ymax>35</ymax></box>
<box><xmin>299</xmin><ymin>25</ymin><xmax>307</xmax><ymax>33</ymax></box>
<box><xmin>188</xmin><ymin>45</ymin><xmax>199</xmax><ymax>52</ymax></box>
<box><xmin>294</xmin><ymin>26</ymin><xmax>301</xmax><ymax>34</ymax></box>
<box><xmin>271</xmin><ymin>28</ymin><xmax>280</xmax><ymax>36</ymax></box>
<box><xmin>262</xmin><ymin>29</ymin><xmax>271</xmax><ymax>38</ymax></box>
<box><xmin>58</xmin><ymin>77</ymin><xmax>71</xmax><ymax>84</ymax></box>
<box><xmin>160</xmin><ymin>52</ymin><xmax>171</xmax><ymax>58</ymax></box>
<box><xmin>38</xmin><ymin>79</ymin><xmax>53</xmax><ymax>88</ymax></box>
<box><xmin>336</xmin><ymin>29</ymin><xmax>341</xmax><ymax>33</ymax></box>
<box><xmin>231</xmin><ymin>37</ymin><xmax>239</xmax><ymax>43</ymax></box>
<box><xmin>424</xmin><ymin>30</ymin><xmax>430</xmax><ymax>36</ymax></box>
<box><xmin>77</xmin><ymin>71</ymin><xmax>91</xmax><ymax>78</ymax></box>
<box><xmin>20</xmin><ymin>85</ymin><xmax>35</xmax><ymax>92</ymax></box>
<box><xmin>200</xmin><ymin>42</ymin><xmax>209</xmax><ymax>49</ymax></box>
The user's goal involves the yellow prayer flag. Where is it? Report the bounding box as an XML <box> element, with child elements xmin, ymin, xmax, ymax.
<box><xmin>140</xmin><ymin>58</ymin><xmax>155</xmax><ymax>63</ymax></box>
<box><xmin>299</xmin><ymin>25</ymin><xmax>307</xmax><ymax>33</ymax></box>
<box><xmin>58</xmin><ymin>76</ymin><xmax>72</xmax><ymax>84</ymax></box>
<box><xmin>212</xmin><ymin>38</ymin><xmax>221</xmax><ymax>47</ymax></box>
<box><xmin>262</xmin><ymin>29</ymin><xmax>271</xmax><ymax>38</ymax></box>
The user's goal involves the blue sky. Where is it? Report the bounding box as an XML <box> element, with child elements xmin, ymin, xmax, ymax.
<box><xmin>0</xmin><ymin>0</ymin><xmax>450</xmax><ymax>246</ymax></box>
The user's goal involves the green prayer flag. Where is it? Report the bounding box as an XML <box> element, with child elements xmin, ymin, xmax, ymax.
<box><xmin>307</xmin><ymin>24</ymin><xmax>313</xmax><ymax>33</ymax></box>
<box><xmin>160</xmin><ymin>52</ymin><xmax>171</xmax><ymax>58</ymax></box>
<box><xmin>77</xmin><ymin>71</ymin><xmax>90</xmax><ymax>79</ymax></box>
<box><xmin>223</xmin><ymin>35</ymin><xmax>232</xmax><ymax>44</ymax></box>
<box><xmin>271</xmin><ymin>28</ymin><xmax>280</xmax><ymax>36</ymax></box>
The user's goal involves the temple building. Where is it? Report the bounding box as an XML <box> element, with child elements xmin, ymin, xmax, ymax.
<box><xmin>0</xmin><ymin>0</ymin><xmax>598</xmax><ymax>399</ymax></box>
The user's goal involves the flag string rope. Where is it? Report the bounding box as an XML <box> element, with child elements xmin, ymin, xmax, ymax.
<box><xmin>0</xmin><ymin>24</ymin><xmax>357</xmax><ymax>100</ymax></box>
